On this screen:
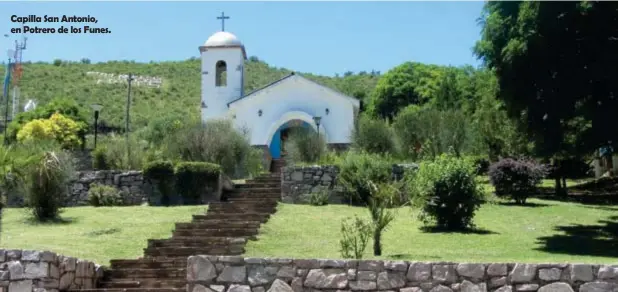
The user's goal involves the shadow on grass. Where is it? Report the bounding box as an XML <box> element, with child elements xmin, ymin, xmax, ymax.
<box><xmin>22</xmin><ymin>216</ymin><xmax>78</xmax><ymax>225</ymax></box>
<box><xmin>419</xmin><ymin>226</ymin><xmax>498</xmax><ymax>235</ymax></box>
<box><xmin>535</xmin><ymin>215</ymin><xmax>618</xmax><ymax>258</ymax></box>
<box><xmin>496</xmin><ymin>201</ymin><xmax>550</xmax><ymax>208</ymax></box>
<box><xmin>535</xmin><ymin>177</ymin><xmax>618</xmax><ymax>206</ymax></box>
<box><xmin>85</xmin><ymin>228</ymin><xmax>121</xmax><ymax>237</ymax></box>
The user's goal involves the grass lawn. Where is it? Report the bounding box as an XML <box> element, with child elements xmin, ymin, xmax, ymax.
<box><xmin>245</xmin><ymin>200</ymin><xmax>618</xmax><ymax>263</ymax></box>
<box><xmin>1</xmin><ymin>205</ymin><xmax>205</xmax><ymax>265</ymax></box>
<box><xmin>2</xmin><ymin>177</ymin><xmax>616</xmax><ymax>265</ymax></box>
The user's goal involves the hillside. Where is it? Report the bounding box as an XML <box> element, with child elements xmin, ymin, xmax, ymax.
<box><xmin>0</xmin><ymin>57</ymin><xmax>380</xmax><ymax>132</ymax></box>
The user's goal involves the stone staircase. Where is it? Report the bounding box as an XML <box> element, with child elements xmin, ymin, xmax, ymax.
<box><xmin>72</xmin><ymin>172</ymin><xmax>281</xmax><ymax>292</ymax></box>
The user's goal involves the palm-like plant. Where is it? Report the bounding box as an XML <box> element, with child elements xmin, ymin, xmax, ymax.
<box><xmin>367</xmin><ymin>181</ymin><xmax>397</xmax><ymax>256</ymax></box>
<box><xmin>26</xmin><ymin>150</ymin><xmax>74</xmax><ymax>221</ymax></box>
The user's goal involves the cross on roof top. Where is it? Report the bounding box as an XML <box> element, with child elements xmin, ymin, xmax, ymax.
<box><xmin>217</xmin><ymin>12</ymin><xmax>230</xmax><ymax>31</ymax></box>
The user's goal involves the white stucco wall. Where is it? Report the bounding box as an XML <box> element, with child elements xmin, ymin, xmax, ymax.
<box><xmin>228</xmin><ymin>75</ymin><xmax>358</xmax><ymax>145</ymax></box>
<box><xmin>200</xmin><ymin>47</ymin><xmax>245</xmax><ymax>122</ymax></box>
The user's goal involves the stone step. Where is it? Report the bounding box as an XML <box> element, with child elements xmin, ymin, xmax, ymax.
<box><xmin>206</xmin><ymin>207</ymin><xmax>277</xmax><ymax>214</ymax></box>
<box><xmin>224</xmin><ymin>195</ymin><xmax>281</xmax><ymax>201</ymax></box>
<box><xmin>144</xmin><ymin>246</ymin><xmax>243</xmax><ymax>257</ymax></box>
<box><xmin>192</xmin><ymin>213</ymin><xmax>270</xmax><ymax>222</ymax></box>
<box><xmin>209</xmin><ymin>202</ymin><xmax>278</xmax><ymax>207</ymax></box>
<box><xmin>148</xmin><ymin>237</ymin><xmax>247</xmax><ymax>248</ymax></box>
<box><xmin>247</xmin><ymin>177</ymin><xmax>280</xmax><ymax>183</ymax></box>
<box><xmin>110</xmin><ymin>259</ymin><xmax>187</xmax><ymax>270</ymax></box>
<box><xmin>107</xmin><ymin>268</ymin><xmax>186</xmax><ymax>279</ymax></box>
<box><xmin>176</xmin><ymin>221</ymin><xmax>261</xmax><ymax>229</ymax></box>
<box><xmin>70</xmin><ymin>289</ymin><xmax>185</xmax><ymax>292</ymax></box>
<box><xmin>172</xmin><ymin>228</ymin><xmax>258</xmax><ymax>237</ymax></box>
<box><xmin>227</xmin><ymin>187</ymin><xmax>281</xmax><ymax>194</ymax></box>
<box><xmin>100</xmin><ymin>279</ymin><xmax>186</xmax><ymax>289</ymax></box>
<box><xmin>234</xmin><ymin>183</ymin><xmax>280</xmax><ymax>189</ymax></box>
<box><xmin>190</xmin><ymin>218</ymin><xmax>265</xmax><ymax>225</ymax></box>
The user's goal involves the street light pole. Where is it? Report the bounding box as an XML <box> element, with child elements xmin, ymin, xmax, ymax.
<box><xmin>125</xmin><ymin>73</ymin><xmax>133</xmax><ymax>159</ymax></box>
<box><xmin>3</xmin><ymin>54</ymin><xmax>12</xmax><ymax>145</ymax></box>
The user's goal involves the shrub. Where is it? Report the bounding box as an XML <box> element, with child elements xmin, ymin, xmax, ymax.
<box><xmin>367</xmin><ymin>181</ymin><xmax>396</xmax><ymax>256</ymax></box>
<box><xmin>286</xmin><ymin>127</ymin><xmax>326</xmax><ymax>165</ymax></box>
<box><xmin>143</xmin><ymin>113</ymin><xmax>185</xmax><ymax>147</ymax></box>
<box><xmin>88</xmin><ymin>183</ymin><xmax>124</xmax><ymax>206</ymax></box>
<box><xmin>309</xmin><ymin>190</ymin><xmax>330</xmax><ymax>206</ymax></box>
<box><xmin>488</xmin><ymin>157</ymin><xmax>547</xmax><ymax>205</ymax></box>
<box><xmin>337</xmin><ymin>151</ymin><xmax>394</xmax><ymax>205</ymax></box>
<box><xmin>408</xmin><ymin>154</ymin><xmax>484</xmax><ymax>230</ymax></box>
<box><xmin>8</xmin><ymin>98</ymin><xmax>88</xmax><ymax>145</ymax></box>
<box><xmin>24</xmin><ymin>151</ymin><xmax>75</xmax><ymax>221</ymax></box>
<box><xmin>175</xmin><ymin>161</ymin><xmax>221</xmax><ymax>204</ymax></box>
<box><xmin>143</xmin><ymin>160</ymin><xmax>175</xmax><ymax>206</ymax></box>
<box><xmin>97</xmin><ymin>133</ymin><xmax>147</xmax><ymax>170</ymax></box>
<box><xmin>352</xmin><ymin>114</ymin><xmax>399</xmax><ymax>155</ymax></box>
<box><xmin>339</xmin><ymin>216</ymin><xmax>372</xmax><ymax>259</ymax></box>
<box><xmin>92</xmin><ymin>146</ymin><xmax>109</xmax><ymax>170</ymax></box>
<box><xmin>165</xmin><ymin>120</ymin><xmax>260</xmax><ymax>178</ymax></box>
<box><xmin>467</xmin><ymin>155</ymin><xmax>491</xmax><ymax>175</ymax></box>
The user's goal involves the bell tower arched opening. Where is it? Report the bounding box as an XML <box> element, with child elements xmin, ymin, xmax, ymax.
<box><xmin>215</xmin><ymin>60</ymin><xmax>227</xmax><ymax>87</ymax></box>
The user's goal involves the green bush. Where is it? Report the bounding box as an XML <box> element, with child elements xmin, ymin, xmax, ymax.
<box><xmin>175</xmin><ymin>161</ymin><xmax>221</xmax><ymax>204</ymax></box>
<box><xmin>286</xmin><ymin>127</ymin><xmax>326</xmax><ymax>165</ymax></box>
<box><xmin>96</xmin><ymin>133</ymin><xmax>147</xmax><ymax>170</ymax></box>
<box><xmin>92</xmin><ymin>146</ymin><xmax>109</xmax><ymax>170</ymax></box>
<box><xmin>488</xmin><ymin>158</ymin><xmax>547</xmax><ymax>205</ymax></box>
<box><xmin>24</xmin><ymin>151</ymin><xmax>75</xmax><ymax>221</ymax></box>
<box><xmin>143</xmin><ymin>160</ymin><xmax>175</xmax><ymax>206</ymax></box>
<box><xmin>309</xmin><ymin>190</ymin><xmax>330</xmax><ymax>206</ymax></box>
<box><xmin>165</xmin><ymin>120</ymin><xmax>261</xmax><ymax>178</ymax></box>
<box><xmin>337</xmin><ymin>151</ymin><xmax>394</xmax><ymax>205</ymax></box>
<box><xmin>87</xmin><ymin>183</ymin><xmax>124</xmax><ymax>207</ymax></box>
<box><xmin>352</xmin><ymin>114</ymin><xmax>399</xmax><ymax>155</ymax></box>
<box><xmin>339</xmin><ymin>216</ymin><xmax>372</xmax><ymax>259</ymax></box>
<box><xmin>408</xmin><ymin>154</ymin><xmax>484</xmax><ymax>230</ymax></box>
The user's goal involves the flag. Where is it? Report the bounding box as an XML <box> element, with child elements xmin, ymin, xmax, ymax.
<box><xmin>2</xmin><ymin>63</ymin><xmax>11</xmax><ymax>101</ymax></box>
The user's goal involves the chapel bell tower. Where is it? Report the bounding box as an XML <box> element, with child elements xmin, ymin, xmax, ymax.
<box><xmin>199</xmin><ymin>12</ymin><xmax>247</xmax><ymax>122</ymax></box>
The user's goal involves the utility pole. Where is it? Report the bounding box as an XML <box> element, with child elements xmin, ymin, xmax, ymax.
<box><xmin>125</xmin><ymin>73</ymin><xmax>133</xmax><ymax>159</ymax></box>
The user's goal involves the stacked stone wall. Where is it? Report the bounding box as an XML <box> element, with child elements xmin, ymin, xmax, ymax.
<box><xmin>67</xmin><ymin>170</ymin><xmax>147</xmax><ymax>206</ymax></box>
<box><xmin>0</xmin><ymin>249</ymin><xmax>103</xmax><ymax>292</ymax></box>
<box><xmin>281</xmin><ymin>164</ymin><xmax>417</xmax><ymax>204</ymax></box>
<box><xmin>187</xmin><ymin>256</ymin><xmax>618</xmax><ymax>292</ymax></box>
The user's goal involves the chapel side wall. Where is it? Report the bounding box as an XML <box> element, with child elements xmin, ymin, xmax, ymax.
<box><xmin>187</xmin><ymin>255</ymin><xmax>618</xmax><ymax>292</ymax></box>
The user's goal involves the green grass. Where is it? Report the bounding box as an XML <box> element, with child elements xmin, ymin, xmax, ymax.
<box><xmin>1</xmin><ymin>205</ymin><xmax>205</xmax><ymax>265</ymax></box>
<box><xmin>3</xmin><ymin>179</ymin><xmax>616</xmax><ymax>265</ymax></box>
<box><xmin>245</xmin><ymin>200</ymin><xmax>618</xmax><ymax>263</ymax></box>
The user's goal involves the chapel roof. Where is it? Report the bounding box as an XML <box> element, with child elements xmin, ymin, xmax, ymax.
<box><xmin>204</xmin><ymin>31</ymin><xmax>243</xmax><ymax>48</ymax></box>
<box><xmin>227</xmin><ymin>72</ymin><xmax>360</xmax><ymax>108</ymax></box>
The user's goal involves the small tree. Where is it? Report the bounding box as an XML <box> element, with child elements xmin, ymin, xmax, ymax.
<box><xmin>351</xmin><ymin>114</ymin><xmax>399</xmax><ymax>156</ymax></box>
<box><xmin>339</xmin><ymin>216</ymin><xmax>372</xmax><ymax>259</ymax></box>
<box><xmin>367</xmin><ymin>181</ymin><xmax>396</xmax><ymax>256</ymax></box>
<box><xmin>488</xmin><ymin>157</ymin><xmax>547</xmax><ymax>205</ymax></box>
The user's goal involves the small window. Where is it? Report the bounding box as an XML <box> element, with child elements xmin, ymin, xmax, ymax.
<box><xmin>216</xmin><ymin>60</ymin><xmax>227</xmax><ymax>87</ymax></box>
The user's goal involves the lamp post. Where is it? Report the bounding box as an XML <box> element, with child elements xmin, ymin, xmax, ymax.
<box><xmin>313</xmin><ymin>116</ymin><xmax>322</xmax><ymax>138</ymax></box>
<box><xmin>91</xmin><ymin>103</ymin><xmax>103</xmax><ymax>149</ymax></box>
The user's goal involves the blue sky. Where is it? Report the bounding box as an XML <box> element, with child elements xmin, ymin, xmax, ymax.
<box><xmin>1</xmin><ymin>1</ymin><xmax>485</xmax><ymax>76</ymax></box>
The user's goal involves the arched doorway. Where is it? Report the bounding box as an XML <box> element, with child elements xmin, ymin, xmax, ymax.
<box><xmin>269</xmin><ymin>119</ymin><xmax>313</xmax><ymax>159</ymax></box>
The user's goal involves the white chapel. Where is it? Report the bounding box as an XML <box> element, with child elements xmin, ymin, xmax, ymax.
<box><xmin>198</xmin><ymin>18</ymin><xmax>360</xmax><ymax>160</ymax></box>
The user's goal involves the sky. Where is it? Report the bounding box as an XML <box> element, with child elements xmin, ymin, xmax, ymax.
<box><xmin>1</xmin><ymin>1</ymin><xmax>486</xmax><ymax>77</ymax></box>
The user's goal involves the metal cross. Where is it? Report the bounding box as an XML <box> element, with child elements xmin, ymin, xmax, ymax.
<box><xmin>217</xmin><ymin>12</ymin><xmax>230</xmax><ymax>31</ymax></box>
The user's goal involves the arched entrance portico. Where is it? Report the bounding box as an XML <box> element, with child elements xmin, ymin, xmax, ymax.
<box><xmin>264</xmin><ymin>111</ymin><xmax>327</xmax><ymax>159</ymax></box>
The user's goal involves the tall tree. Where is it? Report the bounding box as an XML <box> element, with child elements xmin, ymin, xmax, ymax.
<box><xmin>475</xmin><ymin>1</ymin><xmax>618</xmax><ymax>194</ymax></box>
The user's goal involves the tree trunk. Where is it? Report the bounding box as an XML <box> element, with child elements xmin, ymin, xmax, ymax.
<box><xmin>373</xmin><ymin>228</ymin><xmax>382</xmax><ymax>256</ymax></box>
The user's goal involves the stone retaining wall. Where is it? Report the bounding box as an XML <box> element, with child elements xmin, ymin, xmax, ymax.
<box><xmin>0</xmin><ymin>249</ymin><xmax>103</xmax><ymax>292</ymax></box>
<box><xmin>68</xmin><ymin>170</ymin><xmax>147</xmax><ymax>206</ymax></box>
<box><xmin>187</xmin><ymin>256</ymin><xmax>617</xmax><ymax>292</ymax></box>
<box><xmin>281</xmin><ymin>164</ymin><xmax>417</xmax><ymax>204</ymax></box>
